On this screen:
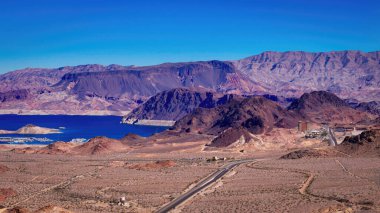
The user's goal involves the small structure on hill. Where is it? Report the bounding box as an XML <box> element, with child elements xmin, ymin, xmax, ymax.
<box><xmin>305</xmin><ymin>129</ymin><xmax>326</xmax><ymax>138</ymax></box>
<box><xmin>207</xmin><ymin>156</ymin><xmax>227</xmax><ymax>162</ymax></box>
<box><xmin>298</xmin><ymin>121</ymin><xmax>309</xmax><ymax>132</ymax></box>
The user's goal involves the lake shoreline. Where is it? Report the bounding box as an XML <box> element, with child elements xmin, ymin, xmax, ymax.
<box><xmin>0</xmin><ymin>109</ymin><xmax>130</xmax><ymax>116</ymax></box>
<box><xmin>0</xmin><ymin>115</ymin><xmax>168</xmax><ymax>145</ymax></box>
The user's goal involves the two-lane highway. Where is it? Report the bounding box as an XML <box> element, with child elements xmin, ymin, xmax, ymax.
<box><xmin>156</xmin><ymin>159</ymin><xmax>255</xmax><ymax>213</ymax></box>
<box><xmin>327</xmin><ymin>127</ymin><xmax>338</xmax><ymax>146</ymax></box>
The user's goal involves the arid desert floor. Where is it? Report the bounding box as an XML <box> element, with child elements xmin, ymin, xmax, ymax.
<box><xmin>0</xmin><ymin>151</ymin><xmax>379</xmax><ymax>213</ymax></box>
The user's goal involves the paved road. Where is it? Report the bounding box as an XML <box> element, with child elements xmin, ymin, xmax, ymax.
<box><xmin>156</xmin><ymin>159</ymin><xmax>255</xmax><ymax>213</ymax></box>
<box><xmin>328</xmin><ymin>127</ymin><xmax>338</xmax><ymax>146</ymax></box>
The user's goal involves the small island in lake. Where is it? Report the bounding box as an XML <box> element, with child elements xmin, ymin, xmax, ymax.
<box><xmin>0</xmin><ymin>124</ymin><xmax>62</xmax><ymax>134</ymax></box>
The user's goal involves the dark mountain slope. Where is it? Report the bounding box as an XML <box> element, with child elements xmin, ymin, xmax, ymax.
<box><xmin>123</xmin><ymin>88</ymin><xmax>242</xmax><ymax>121</ymax></box>
<box><xmin>0</xmin><ymin>89</ymin><xmax>29</xmax><ymax>102</ymax></box>
<box><xmin>174</xmin><ymin>96</ymin><xmax>300</xmax><ymax>135</ymax></box>
<box><xmin>53</xmin><ymin>60</ymin><xmax>247</xmax><ymax>99</ymax></box>
<box><xmin>336</xmin><ymin>130</ymin><xmax>380</xmax><ymax>157</ymax></box>
<box><xmin>288</xmin><ymin>91</ymin><xmax>374</xmax><ymax>124</ymax></box>
<box><xmin>352</xmin><ymin>101</ymin><xmax>380</xmax><ymax>116</ymax></box>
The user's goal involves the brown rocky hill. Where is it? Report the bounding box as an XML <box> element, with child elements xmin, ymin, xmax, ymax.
<box><xmin>37</xmin><ymin>141</ymin><xmax>78</xmax><ymax>154</ymax></box>
<box><xmin>351</xmin><ymin>101</ymin><xmax>380</xmax><ymax>116</ymax></box>
<box><xmin>174</xmin><ymin>96</ymin><xmax>300</xmax><ymax>135</ymax></box>
<box><xmin>288</xmin><ymin>91</ymin><xmax>374</xmax><ymax>124</ymax></box>
<box><xmin>173</xmin><ymin>91</ymin><xmax>373</xmax><ymax>148</ymax></box>
<box><xmin>208</xmin><ymin>127</ymin><xmax>257</xmax><ymax>148</ymax></box>
<box><xmin>123</xmin><ymin>88</ymin><xmax>242</xmax><ymax>121</ymax></box>
<box><xmin>0</xmin><ymin>51</ymin><xmax>379</xmax><ymax>114</ymax></box>
<box><xmin>281</xmin><ymin>130</ymin><xmax>380</xmax><ymax>159</ymax></box>
<box><xmin>72</xmin><ymin>136</ymin><xmax>130</xmax><ymax>155</ymax></box>
<box><xmin>336</xmin><ymin>130</ymin><xmax>380</xmax><ymax>157</ymax></box>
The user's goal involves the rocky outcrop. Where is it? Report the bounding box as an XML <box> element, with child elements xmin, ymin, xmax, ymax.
<box><xmin>0</xmin><ymin>89</ymin><xmax>29</xmax><ymax>102</ymax></box>
<box><xmin>208</xmin><ymin>127</ymin><xmax>257</xmax><ymax>148</ymax></box>
<box><xmin>37</xmin><ymin>142</ymin><xmax>78</xmax><ymax>154</ymax></box>
<box><xmin>123</xmin><ymin>88</ymin><xmax>242</xmax><ymax>121</ymax></box>
<box><xmin>280</xmin><ymin>148</ymin><xmax>339</xmax><ymax>159</ymax></box>
<box><xmin>281</xmin><ymin>130</ymin><xmax>380</xmax><ymax>159</ymax></box>
<box><xmin>287</xmin><ymin>91</ymin><xmax>374</xmax><ymax>124</ymax></box>
<box><xmin>72</xmin><ymin>136</ymin><xmax>130</xmax><ymax>155</ymax></box>
<box><xmin>174</xmin><ymin>96</ymin><xmax>300</xmax><ymax>135</ymax></box>
<box><xmin>336</xmin><ymin>130</ymin><xmax>380</xmax><ymax>157</ymax></box>
<box><xmin>351</xmin><ymin>101</ymin><xmax>380</xmax><ymax>116</ymax></box>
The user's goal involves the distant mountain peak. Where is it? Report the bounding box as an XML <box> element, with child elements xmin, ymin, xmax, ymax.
<box><xmin>0</xmin><ymin>50</ymin><xmax>379</xmax><ymax>114</ymax></box>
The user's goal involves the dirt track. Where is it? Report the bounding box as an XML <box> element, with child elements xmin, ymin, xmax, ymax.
<box><xmin>1</xmin><ymin>152</ymin><xmax>379</xmax><ymax>212</ymax></box>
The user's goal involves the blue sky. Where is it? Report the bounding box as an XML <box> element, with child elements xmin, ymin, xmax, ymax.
<box><xmin>0</xmin><ymin>0</ymin><xmax>379</xmax><ymax>73</ymax></box>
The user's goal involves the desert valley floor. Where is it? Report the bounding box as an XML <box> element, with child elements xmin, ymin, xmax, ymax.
<box><xmin>0</xmin><ymin>151</ymin><xmax>379</xmax><ymax>213</ymax></box>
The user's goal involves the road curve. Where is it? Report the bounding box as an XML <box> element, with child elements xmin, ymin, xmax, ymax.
<box><xmin>156</xmin><ymin>159</ymin><xmax>255</xmax><ymax>213</ymax></box>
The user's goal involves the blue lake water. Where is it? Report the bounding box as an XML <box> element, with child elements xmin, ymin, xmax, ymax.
<box><xmin>0</xmin><ymin>115</ymin><xmax>168</xmax><ymax>145</ymax></box>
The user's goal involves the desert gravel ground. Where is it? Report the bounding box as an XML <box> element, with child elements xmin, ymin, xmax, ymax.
<box><xmin>0</xmin><ymin>153</ymin><xmax>221</xmax><ymax>212</ymax></box>
<box><xmin>1</xmin><ymin>152</ymin><xmax>379</xmax><ymax>213</ymax></box>
<box><xmin>181</xmin><ymin>157</ymin><xmax>380</xmax><ymax>213</ymax></box>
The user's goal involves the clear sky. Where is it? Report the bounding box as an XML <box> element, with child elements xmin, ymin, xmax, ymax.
<box><xmin>0</xmin><ymin>0</ymin><xmax>379</xmax><ymax>73</ymax></box>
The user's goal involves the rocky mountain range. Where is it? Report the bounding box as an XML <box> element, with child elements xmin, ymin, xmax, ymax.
<box><xmin>0</xmin><ymin>50</ymin><xmax>379</xmax><ymax>114</ymax></box>
<box><xmin>171</xmin><ymin>90</ymin><xmax>376</xmax><ymax>148</ymax></box>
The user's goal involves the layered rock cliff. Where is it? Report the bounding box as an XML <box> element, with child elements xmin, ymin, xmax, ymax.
<box><xmin>0</xmin><ymin>51</ymin><xmax>378</xmax><ymax>114</ymax></box>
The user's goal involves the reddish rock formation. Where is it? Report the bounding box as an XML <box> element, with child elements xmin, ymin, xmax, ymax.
<box><xmin>288</xmin><ymin>91</ymin><xmax>374</xmax><ymax>124</ymax></box>
<box><xmin>174</xmin><ymin>96</ymin><xmax>300</xmax><ymax>135</ymax></box>
<box><xmin>208</xmin><ymin>127</ymin><xmax>257</xmax><ymax>148</ymax></box>
<box><xmin>72</xmin><ymin>136</ymin><xmax>129</xmax><ymax>155</ymax></box>
<box><xmin>36</xmin><ymin>142</ymin><xmax>78</xmax><ymax>154</ymax></box>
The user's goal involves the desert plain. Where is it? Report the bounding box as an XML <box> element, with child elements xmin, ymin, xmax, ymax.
<box><xmin>0</xmin><ymin>147</ymin><xmax>379</xmax><ymax>213</ymax></box>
